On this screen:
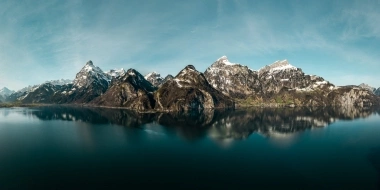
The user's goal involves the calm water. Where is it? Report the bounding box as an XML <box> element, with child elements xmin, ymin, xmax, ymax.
<box><xmin>0</xmin><ymin>106</ymin><xmax>379</xmax><ymax>189</ymax></box>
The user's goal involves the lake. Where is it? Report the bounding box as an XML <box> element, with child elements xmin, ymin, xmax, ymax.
<box><xmin>0</xmin><ymin>106</ymin><xmax>379</xmax><ymax>189</ymax></box>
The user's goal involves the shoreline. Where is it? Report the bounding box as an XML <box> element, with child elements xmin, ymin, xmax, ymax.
<box><xmin>1</xmin><ymin>102</ymin><xmax>379</xmax><ymax>112</ymax></box>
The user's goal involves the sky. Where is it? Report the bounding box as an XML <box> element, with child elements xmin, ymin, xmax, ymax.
<box><xmin>0</xmin><ymin>0</ymin><xmax>379</xmax><ymax>91</ymax></box>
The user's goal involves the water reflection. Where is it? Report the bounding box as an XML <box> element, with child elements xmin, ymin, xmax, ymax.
<box><xmin>25</xmin><ymin>105</ymin><xmax>379</xmax><ymax>141</ymax></box>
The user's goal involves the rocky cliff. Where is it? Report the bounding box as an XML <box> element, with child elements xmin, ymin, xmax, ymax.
<box><xmin>91</xmin><ymin>69</ymin><xmax>156</xmax><ymax>111</ymax></box>
<box><xmin>204</xmin><ymin>56</ymin><xmax>260</xmax><ymax>99</ymax></box>
<box><xmin>154</xmin><ymin>65</ymin><xmax>235</xmax><ymax>111</ymax></box>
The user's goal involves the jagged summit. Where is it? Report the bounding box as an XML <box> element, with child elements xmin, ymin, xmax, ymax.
<box><xmin>73</xmin><ymin>61</ymin><xmax>110</xmax><ymax>89</ymax></box>
<box><xmin>86</xmin><ymin>60</ymin><xmax>93</xmax><ymax>66</ymax></box>
<box><xmin>358</xmin><ymin>83</ymin><xmax>376</xmax><ymax>93</ymax></box>
<box><xmin>106</xmin><ymin>68</ymin><xmax>126</xmax><ymax>78</ymax></box>
<box><xmin>184</xmin><ymin>65</ymin><xmax>196</xmax><ymax>70</ymax></box>
<box><xmin>155</xmin><ymin>64</ymin><xmax>234</xmax><ymax>111</ymax></box>
<box><xmin>144</xmin><ymin>72</ymin><xmax>163</xmax><ymax>87</ymax></box>
<box><xmin>175</xmin><ymin>65</ymin><xmax>204</xmax><ymax>82</ymax></box>
<box><xmin>144</xmin><ymin>71</ymin><xmax>159</xmax><ymax>79</ymax></box>
<box><xmin>205</xmin><ymin>57</ymin><xmax>260</xmax><ymax>98</ymax></box>
<box><xmin>214</xmin><ymin>55</ymin><xmax>236</xmax><ymax>66</ymax></box>
<box><xmin>258</xmin><ymin>59</ymin><xmax>297</xmax><ymax>75</ymax></box>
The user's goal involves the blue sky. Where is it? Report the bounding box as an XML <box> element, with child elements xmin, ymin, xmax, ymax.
<box><xmin>0</xmin><ymin>0</ymin><xmax>379</xmax><ymax>90</ymax></box>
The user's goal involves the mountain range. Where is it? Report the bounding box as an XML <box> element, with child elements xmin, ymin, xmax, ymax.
<box><xmin>1</xmin><ymin>56</ymin><xmax>379</xmax><ymax>110</ymax></box>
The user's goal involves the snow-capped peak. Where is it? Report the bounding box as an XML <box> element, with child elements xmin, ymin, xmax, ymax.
<box><xmin>82</xmin><ymin>60</ymin><xmax>103</xmax><ymax>73</ymax></box>
<box><xmin>258</xmin><ymin>59</ymin><xmax>297</xmax><ymax>74</ymax></box>
<box><xmin>44</xmin><ymin>79</ymin><xmax>72</xmax><ymax>86</ymax></box>
<box><xmin>358</xmin><ymin>83</ymin><xmax>376</xmax><ymax>93</ymax></box>
<box><xmin>144</xmin><ymin>71</ymin><xmax>164</xmax><ymax>87</ymax></box>
<box><xmin>73</xmin><ymin>60</ymin><xmax>110</xmax><ymax>89</ymax></box>
<box><xmin>216</xmin><ymin>55</ymin><xmax>236</xmax><ymax>66</ymax></box>
<box><xmin>106</xmin><ymin>68</ymin><xmax>126</xmax><ymax>78</ymax></box>
<box><xmin>0</xmin><ymin>87</ymin><xmax>15</xmax><ymax>96</ymax></box>
<box><xmin>144</xmin><ymin>71</ymin><xmax>160</xmax><ymax>80</ymax></box>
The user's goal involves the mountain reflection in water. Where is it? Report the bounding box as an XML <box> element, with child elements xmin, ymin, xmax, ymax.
<box><xmin>25</xmin><ymin>105</ymin><xmax>378</xmax><ymax>142</ymax></box>
<box><xmin>1</xmin><ymin>106</ymin><xmax>380</xmax><ymax>189</ymax></box>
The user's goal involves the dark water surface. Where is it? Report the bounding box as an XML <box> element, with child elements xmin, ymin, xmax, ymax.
<box><xmin>0</xmin><ymin>106</ymin><xmax>380</xmax><ymax>189</ymax></box>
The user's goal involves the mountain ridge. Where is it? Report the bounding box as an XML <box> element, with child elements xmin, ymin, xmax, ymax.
<box><xmin>4</xmin><ymin>56</ymin><xmax>380</xmax><ymax>109</ymax></box>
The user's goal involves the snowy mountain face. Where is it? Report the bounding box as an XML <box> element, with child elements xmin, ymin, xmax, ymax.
<box><xmin>257</xmin><ymin>59</ymin><xmax>333</xmax><ymax>94</ymax></box>
<box><xmin>144</xmin><ymin>72</ymin><xmax>163</xmax><ymax>87</ymax></box>
<box><xmin>204</xmin><ymin>56</ymin><xmax>260</xmax><ymax>98</ymax></box>
<box><xmin>258</xmin><ymin>60</ymin><xmax>297</xmax><ymax>76</ymax></box>
<box><xmin>358</xmin><ymin>83</ymin><xmax>376</xmax><ymax>93</ymax></box>
<box><xmin>0</xmin><ymin>87</ymin><xmax>14</xmax><ymax>97</ymax></box>
<box><xmin>72</xmin><ymin>61</ymin><xmax>110</xmax><ymax>90</ymax></box>
<box><xmin>106</xmin><ymin>69</ymin><xmax>126</xmax><ymax>79</ymax></box>
<box><xmin>44</xmin><ymin>79</ymin><xmax>72</xmax><ymax>86</ymax></box>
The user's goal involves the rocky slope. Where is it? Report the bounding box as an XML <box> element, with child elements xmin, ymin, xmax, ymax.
<box><xmin>144</xmin><ymin>72</ymin><xmax>163</xmax><ymax>87</ymax></box>
<box><xmin>154</xmin><ymin>65</ymin><xmax>235</xmax><ymax>111</ymax></box>
<box><xmin>61</xmin><ymin>61</ymin><xmax>111</xmax><ymax>103</ymax></box>
<box><xmin>358</xmin><ymin>83</ymin><xmax>376</xmax><ymax>94</ymax></box>
<box><xmin>257</xmin><ymin>60</ymin><xmax>334</xmax><ymax>95</ymax></box>
<box><xmin>3</xmin><ymin>57</ymin><xmax>380</xmax><ymax>109</ymax></box>
<box><xmin>204</xmin><ymin>57</ymin><xmax>379</xmax><ymax>107</ymax></box>
<box><xmin>91</xmin><ymin>69</ymin><xmax>156</xmax><ymax>111</ymax></box>
<box><xmin>20</xmin><ymin>83</ymin><xmax>72</xmax><ymax>104</ymax></box>
<box><xmin>159</xmin><ymin>74</ymin><xmax>174</xmax><ymax>87</ymax></box>
<box><xmin>204</xmin><ymin>56</ymin><xmax>260</xmax><ymax>99</ymax></box>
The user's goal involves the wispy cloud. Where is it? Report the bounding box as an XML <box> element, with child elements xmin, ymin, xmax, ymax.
<box><xmin>0</xmin><ymin>0</ymin><xmax>379</xmax><ymax>90</ymax></box>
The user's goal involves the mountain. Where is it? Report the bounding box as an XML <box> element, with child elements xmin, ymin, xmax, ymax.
<box><xmin>106</xmin><ymin>69</ymin><xmax>126</xmax><ymax>79</ymax></box>
<box><xmin>257</xmin><ymin>59</ymin><xmax>334</xmax><ymax>95</ymax></box>
<box><xmin>0</xmin><ymin>87</ymin><xmax>15</xmax><ymax>102</ymax></box>
<box><xmin>63</xmin><ymin>61</ymin><xmax>111</xmax><ymax>103</ymax></box>
<box><xmin>204</xmin><ymin>56</ymin><xmax>260</xmax><ymax>99</ymax></box>
<box><xmin>203</xmin><ymin>56</ymin><xmax>380</xmax><ymax>107</ymax></box>
<box><xmin>358</xmin><ymin>83</ymin><xmax>376</xmax><ymax>93</ymax></box>
<box><xmin>144</xmin><ymin>72</ymin><xmax>163</xmax><ymax>87</ymax></box>
<box><xmin>159</xmin><ymin>74</ymin><xmax>174</xmax><ymax>87</ymax></box>
<box><xmin>0</xmin><ymin>87</ymin><xmax>15</xmax><ymax>96</ymax></box>
<box><xmin>20</xmin><ymin>83</ymin><xmax>72</xmax><ymax>104</ymax></box>
<box><xmin>374</xmin><ymin>88</ymin><xmax>380</xmax><ymax>96</ymax></box>
<box><xmin>154</xmin><ymin>65</ymin><xmax>235</xmax><ymax>111</ymax></box>
<box><xmin>44</xmin><ymin>79</ymin><xmax>72</xmax><ymax>86</ymax></box>
<box><xmin>3</xmin><ymin>57</ymin><xmax>379</xmax><ymax>109</ymax></box>
<box><xmin>91</xmin><ymin>69</ymin><xmax>156</xmax><ymax>111</ymax></box>
<box><xmin>8</xmin><ymin>61</ymin><xmax>114</xmax><ymax>104</ymax></box>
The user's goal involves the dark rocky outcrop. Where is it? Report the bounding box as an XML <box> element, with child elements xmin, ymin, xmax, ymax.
<box><xmin>91</xmin><ymin>69</ymin><xmax>157</xmax><ymax>111</ymax></box>
<box><xmin>155</xmin><ymin>65</ymin><xmax>235</xmax><ymax>111</ymax></box>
